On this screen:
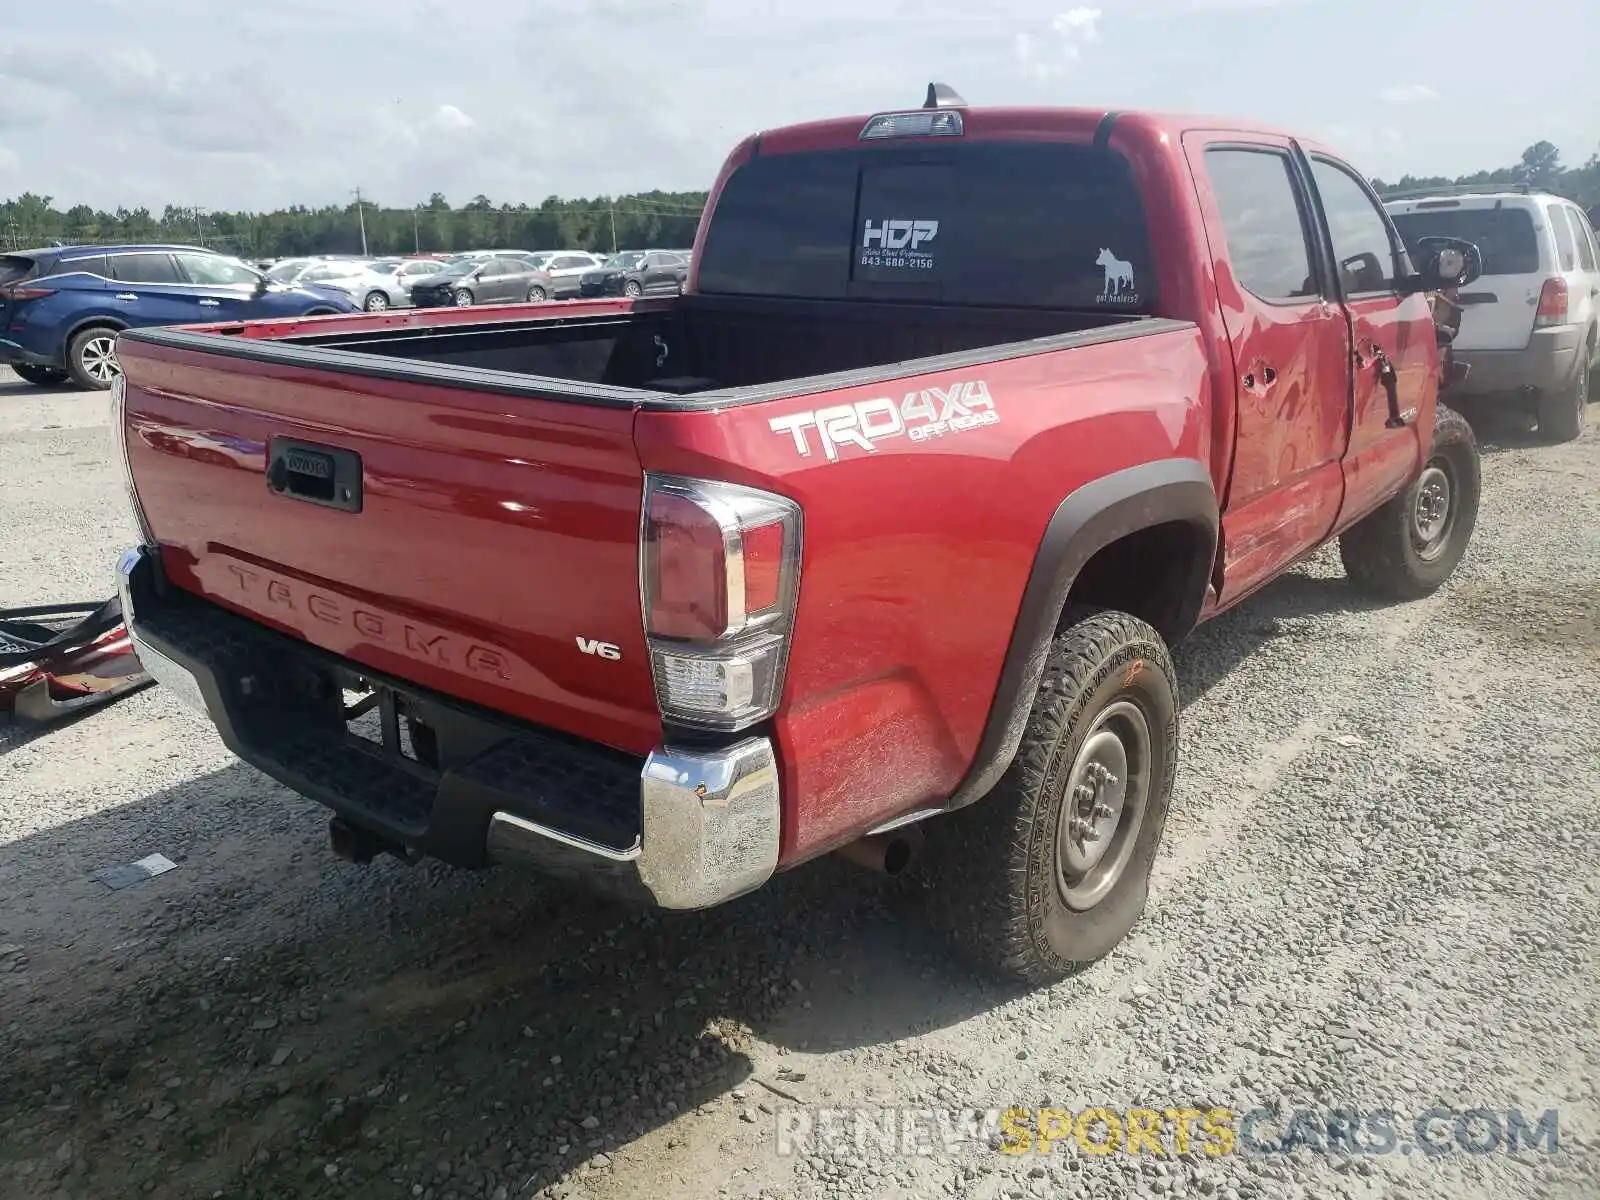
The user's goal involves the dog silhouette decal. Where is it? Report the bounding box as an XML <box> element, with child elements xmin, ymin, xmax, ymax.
<box><xmin>1095</xmin><ymin>248</ymin><xmax>1135</xmax><ymax>297</ymax></box>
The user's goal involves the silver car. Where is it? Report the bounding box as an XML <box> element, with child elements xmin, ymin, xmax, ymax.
<box><xmin>275</xmin><ymin>259</ymin><xmax>448</xmax><ymax>311</ymax></box>
<box><xmin>526</xmin><ymin>250</ymin><xmax>607</xmax><ymax>299</ymax></box>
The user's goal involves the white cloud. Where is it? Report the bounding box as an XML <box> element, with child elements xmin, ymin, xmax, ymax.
<box><xmin>1015</xmin><ymin>7</ymin><xmax>1102</xmax><ymax>80</ymax></box>
<box><xmin>432</xmin><ymin>105</ymin><xmax>476</xmax><ymax>132</ymax></box>
<box><xmin>1379</xmin><ymin>84</ymin><xmax>1438</xmax><ymax>105</ymax></box>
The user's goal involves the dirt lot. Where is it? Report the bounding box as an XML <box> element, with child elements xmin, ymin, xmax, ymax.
<box><xmin>1</xmin><ymin>365</ymin><xmax>1597</xmax><ymax>1200</ymax></box>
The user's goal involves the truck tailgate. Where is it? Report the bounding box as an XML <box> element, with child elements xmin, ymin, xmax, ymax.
<box><xmin>116</xmin><ymin>337</ymin><xmax>660</xmax><ymax>756</ymax></box>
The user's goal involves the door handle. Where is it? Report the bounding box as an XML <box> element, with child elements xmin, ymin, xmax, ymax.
<box><xmin>198</xmin><ymin>299</ymin><xmax>221</xmax><ymax>307</ymax></box>
<box><xmin>115</xmin><ymin>293</ymin><xmax>138</xmax><ymax>301</ymax></box>
<box><xmin>1368</xmin><ymin>345</ymin><xmax>1409</xmax><ymax>428</ymax></box>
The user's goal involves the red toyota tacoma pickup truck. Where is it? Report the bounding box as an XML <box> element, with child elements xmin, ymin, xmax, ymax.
<box><xmin>112</xmin><ymin>87</ymin><xmax>1483</xmax><ymax>984</ymax></box>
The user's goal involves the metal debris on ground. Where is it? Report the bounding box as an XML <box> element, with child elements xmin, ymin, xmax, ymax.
<box><xmin>93</xmin><ymin>853</ymin><xmax>178</xmax><ymax>891</ymax></box>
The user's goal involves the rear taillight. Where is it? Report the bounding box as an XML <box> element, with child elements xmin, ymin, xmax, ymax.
<box><xmin>0</xmin><ymin>283</ymin><xmax>55</xmax><ymax>301</ymax></box>
<box><xmin>641</xmin><ymin>474</ymin><xmax>802</xmax><ymax>732</ymax></box>
<box><xmin>1534</xmin><ymin>277</ymin><xmax>1569</xmax><ymax>328</ymax></box>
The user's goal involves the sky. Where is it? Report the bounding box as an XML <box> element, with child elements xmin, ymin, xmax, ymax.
<box><xmin>0</xmin><ymin>0</ymin><xmax>1595</xmax><ymax>213</ymax></box>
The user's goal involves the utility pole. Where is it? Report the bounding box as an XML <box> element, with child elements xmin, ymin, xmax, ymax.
<box><xmin>609</xmin><ymin>203</ymin><xmax>617</xmax><ymax>253</ymax></box>
<box><xmin>413</xmin><ymin>206</ymin><xmax>421</xmax><ymax>254</ymax></box>
<box><xmin>193</xmin><ymin>206</ymin><xmax>207</xmax><ymax>246</ymax></box>
<box><xmin>352</xmin><ymin>186</ymin><xmax>369</xmax><ymax>256</ymax></box>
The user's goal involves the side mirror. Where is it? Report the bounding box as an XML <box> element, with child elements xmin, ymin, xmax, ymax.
<box><xmin>1406</xmin><ymin>236</ymin><xmax>1482</xmax><ymax>293</ymax></box>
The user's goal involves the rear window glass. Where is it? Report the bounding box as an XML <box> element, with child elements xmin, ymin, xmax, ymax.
<box><xmin>0</xmin><ymin>256</ymin><xmax>37</xmax><ymax>285</ymax></box>
<box><xmin>1565</xmin><ymin>208</ymin><xmax>1597</xmax><ymax>271</ymax></box>
<box><xmin>1547</xmin><ymin>205</ymin><xmax>1577</xmax><ymax>271</ymax></box>
<box><xmin>1388</xmin><ymin>206</ymin><xmax>1540</xmax><ymax>276</ymax></box>
<box><xmin>57</xmin><ymin>254</ymin><xmax>108</xmax><ymax>278</ymax></box>
<box><xmin>696</xmin><ymin>141</ymin><xmax>1156</xmax><ymax>310</ymax></box>
<box><xmin>109</xmin><ymin>253</ymin><xmax>182</xmax><ymax>284</ymax></box>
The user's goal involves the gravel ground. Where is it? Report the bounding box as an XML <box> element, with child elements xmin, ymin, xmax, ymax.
<box><xmin>1</xmin><ymin>364</ymin><xmax>1597</xmax><ymax>1200</ymax></box>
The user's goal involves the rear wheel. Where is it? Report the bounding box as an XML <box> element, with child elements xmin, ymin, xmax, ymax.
<box><xmin>624</xmin><ymin>280</ymin><xmax>643</xmax><ymax>299</ymax></box>
<box><xmin>1537</xmin><ymin>344</ymin><xmax>1589</xmax><ymax>443</ymax></box>
<box><xmin>526</xmin><ymin>285</ymin><xmax>548</xmax><ymax>303</ymax></box>
<box><xmin>453</xmin><ymin>289</ymin><xmax>474</xmax><ymax>307</ymax></box>
<box><xmin>66</xmin><ymin>327</ymin><xmax>121</xmax><ymax>390</ymax></box>
<box><xmin>1340</xmin><ymin>403</ymin><xmax>1480</xmax><ymax>599</ymax></box>
<box><xmin>920</xmin><ymin>609</ymin><xmax>1179</xmax><ymax>985</ymax></box>
<box><xmin>11</xmin><ymin>364</ymin><xmax>69</xmax><ymax>387</ymax></box>
<box><xmin>363</xmin><ymin>291</ymin><xmax>390</xmax><ymax>312</ymax></box>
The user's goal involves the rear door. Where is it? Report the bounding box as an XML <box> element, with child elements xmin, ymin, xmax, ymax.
<box><xmin>1185</xmin><ymin>134</ymin><xmax>1351</xmax><ymax>606</ymax></box>
<box><xmin>105</xmin><ymin>252</ymin><xmax>210</xmax><ymax>327</ymax></box>
<box><xmin>547</xmin><ymin>255</ymin><xmax>592</xmax><ymax>295</ymax></box>
<box><xmin>1304</xmin><ymin>153</ymin><xmax>1436</xmax><ymax>524</ymax></box>
<box><xmin>1386</xmin><ymin>197</ymin><xmax>1546</xmax><ymax>351</ymax></box>
<box><xmin>495</xmin><ymin>257</ymin><xmax>536</xmax><ymax>301</ymax></box>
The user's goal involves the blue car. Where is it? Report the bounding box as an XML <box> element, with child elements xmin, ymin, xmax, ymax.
<box><xmin>0</xmin><ymin>244</ymin><xmax>360</xmax><ymax>390</ymax></box>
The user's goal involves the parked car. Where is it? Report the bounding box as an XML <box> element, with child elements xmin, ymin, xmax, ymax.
<box><xmin>1385</xmin><ymin>187</ymin><xmax>1599</xmax><ymax>441</ymax></box>
<box><xmin>409</xmin><ymin>255</ymin><xmax>555</xmax><ymax>307</ymax></box>
<box><xmin>113</xmin><ymin>86</ymin><xmax>1482</xmax><ymax>984</ymax></box>
<box><xmin>0</xmin><ymin>245</ymin><xmax>359</xmax><ymax>389</ymax></box>
<box><xmin>577</xmin><ymin>249</ymin><xmax>690</xmax><ymax>298</ymax></box>
<box><xmin>526</xmin><ymin>251</ymin><xmax>607</xmax><ymax>298</ymax></box>
<box><xmin>309</xmin><ymin>259</ymin><xmax>448</xmax><ymax>311</ymax></box>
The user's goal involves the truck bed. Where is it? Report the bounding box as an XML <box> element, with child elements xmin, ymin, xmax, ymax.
<box><xmin>122</xmin><ymin>295</ymin><xmax>1163</xmax><ymax>406</ymax></box>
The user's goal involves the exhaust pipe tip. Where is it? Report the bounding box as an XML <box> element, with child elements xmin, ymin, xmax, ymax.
<box><xmin>836</xmin><ymin>826</ymin><xmax>923</xmax><ymax>876</ymax></box>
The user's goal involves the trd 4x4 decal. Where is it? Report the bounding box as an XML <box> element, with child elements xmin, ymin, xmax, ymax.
<box><xmin>768</xmin><ymin>380</ymin><xmax>996</xmax><ymax>462</ymax></box>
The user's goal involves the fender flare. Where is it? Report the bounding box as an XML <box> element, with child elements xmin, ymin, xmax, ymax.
<box><xmin>942</xmin><ymin>458</ymin><xmax>1219</xmax><ymax>813</ymax></box>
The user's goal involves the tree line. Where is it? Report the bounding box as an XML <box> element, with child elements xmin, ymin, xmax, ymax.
<box><xmin>2</xmin><ymin>140</ymin><xmax>1595</xmax><ymax>259</ymax></box>
<box><xmin>1371</xmin><ymin>140</ymin><xmax>1599</xmax><ymax>209</ymax></box>
<box><xmin>0</xmin><ymin>190</ymin><xmax>709</xmax><ymax>258</ymax></box>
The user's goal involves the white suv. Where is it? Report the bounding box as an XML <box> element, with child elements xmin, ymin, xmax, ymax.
<box><xmin>1385</xmin><ymin>188</ymin><xmax>1599</xmax><ymax>441</ymax></box>
<box><xmin>528</xmin><ymin>251</ymin><xmax>607</xmax><ymax>299</ymax></box>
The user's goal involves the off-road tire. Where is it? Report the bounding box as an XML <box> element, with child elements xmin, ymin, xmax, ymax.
<box><xmin>920</xmin><ymin>609</ymin><xmax>1179</xmax><ymax>986</ymax></box>
<box><xmin>66</xmin><ymin>326</ymin><xmax>121</xmax><ymax>390</ymax></box>
<box><xmin>11</xmin><ymin>363</ymin><xmax>69</xmax><ymax>386</ymax></box>
<box><xmin>1340</xmin><ymin>403</ymin><xmax>1480</xmax><ymax>600</ymax></box>
<box><xmin>1536</xmin><ymin>344</ymin><xmax>1588</xmax><ymax>443</ymax></box>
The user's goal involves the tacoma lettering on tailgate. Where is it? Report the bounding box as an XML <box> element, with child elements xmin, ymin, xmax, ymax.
<box><xmin>768</xmin><ymin>379</ymin><xmax>996</xmax><ymax>462</ymax></box>
<box><xmin>212</xmin><ymin>561</ymin><xmax>516</xmax><ymax>682</ymax></box>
